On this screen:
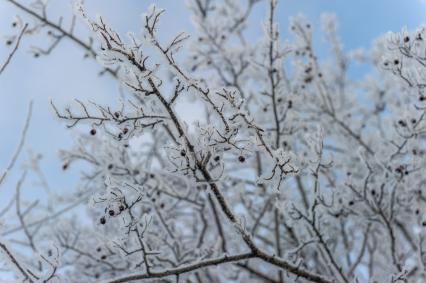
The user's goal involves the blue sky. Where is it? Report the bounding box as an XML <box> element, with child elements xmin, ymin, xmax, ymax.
<box><xmin>0</xmin><ymin>0</ymin><xmax>425</xmax><ymax>200</ymax></box>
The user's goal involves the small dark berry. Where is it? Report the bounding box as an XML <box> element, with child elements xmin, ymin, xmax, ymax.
<box><xmin>114</xmin><ymin>112</ymin><xmax>120</xmax><ymax>118</ymax></box>
<box><xmin>398</xmin><ymin>120</ymin><xmax>406</xmax><ymax>127</ymax></box>
<box><xmin>214</xmin><ymin>156</ymin><xmax>220</xmax><ymax>162</ymax></box>
<box><xmin>160</xmin><ymin>203</ymin><xmax>165</xmax><ymax>209</ymax></box>
<box><xmin>12</xmin><ymin>22</ymin><xmax>17</xmax><ymax>27</ymax></box>
<box><xmin>404</xmin><ymin>36</ymin><xmax>410</xmax><ymax>43</ymax></box>
<box><xmin>151</xmin><ymin>198</ymin><xmax>156</xmax><ymax>202</ymax></box>
<box><xmin>90</xmin><ymin>128</ymin><xmax>96</xmax><ymax>135</ymax></box>
<box><xmin>393</xmin><ymin>59</ymin><xmax>399</xmax><ymax>65</ymax></box>
<box><xmin>411</xmin><ymin>118</ymin><xmax>417</xmax><ymax>124</ymax></box>
<box><xmin>422</xmin><ymin>221</ymin><xmax>426</xmax><ymax>227</ymax></box>
<box><xmin>304</xmin><ymin>75</ymin><xmax>313</xmax><ymax>83</ymax></box>
<box><xmin>415</xmin><ymin>209</ymin><xmax>420</xmax><ymax>215</ymax></box>
<box><xmin>150</xmin><ymin>173</ymin><xmax>155</xmax><ymax>178</ymax></box>
<box><xmin>108</xmin><ymin>164</ymin><xmax>113</xmax><ymax>170</ymax></box>
<box><xmin>62</xmin><ymin>163</ymin><xmax>68</xmax><ymax>170</ymax></box>
<box><xmin>348</xmin><ymin>200</ymin><xmax>354</xmax><ymax>206</ymax></box>
<box><xmin>287</xmin><ymin>100</ymin><xmax>292</xmax><ymax>109</ymax></box>
<box><xmin>47</xmin><ymin>250</ymin><xmax>52</xmax><ymax>257</ymax></box>
<box><xmin>119</xmin><ymin>205</ymin><xmax>125</xmax><ymax>211</ymax></box>
<box><xmin>101</xmin><ymin>255</ymin><xmax>107</xmax><ymax>260</ymax></box>
<box><xmin>6</xmin><ymin>40</ymin><xmax>12</xmax><ymax>46</ymax></box>
<box><xmin>133</xmin><ymin>169</ymin><xmax>140</xmax><ymax>175</ymax></box>
<box><xmin>238</xmin><ymin>155</ymin><xmax>245</xmax><ymax>163</ymax></box>
<box><xmin>180</xmin><ymin>149</ymin><xmax>186</xmax><ymax>156</ymax></box>
<box><xmin>123</xmin><ymin>127</ymin><xmax>128</xmax><ymax>134</ymax></box>
<box><xmin>34</xmin><ymin>53</ymin><xmax>39</xmax><ymax>58</ymax></box>
<box><xmin>100</xmin><ymin>217</ymin><xmax>106</xmax><ymax>225</ymax></box>
<box><xmin>108</xmin><ymin>209</ymin><xmax>115</xmax><ymax>216</ymax></box>
<box><xmin>371</xmin><ymin>189</ymin><xmax>376</xmax><ymax>196</ymax></box>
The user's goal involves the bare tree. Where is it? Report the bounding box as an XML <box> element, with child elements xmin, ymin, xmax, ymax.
<box><xmin>1</xmin><ymin>0</ymin><xmax>426</xmax><ymax>282</ymax></box>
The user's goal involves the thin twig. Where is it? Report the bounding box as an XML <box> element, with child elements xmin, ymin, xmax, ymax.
<box><xmin>0</xmin><ymin>23</ymin><xmax>28</xmax><ymax>75</ymax></box>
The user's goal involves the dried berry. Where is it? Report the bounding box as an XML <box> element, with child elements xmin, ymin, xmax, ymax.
<box><xmin>238</xmin><ymin>155</ymin><xmax>245</xmax><ymax>163</ymax></box>
<box><xmin>100</xmin><ymin>216</ymin><xmax>106</xmax><ymax>225</ymax></box>
<box><xmin>90</xmin><ymin>128</ymin><xmax>96</xmax><ymax>135</ymax></box>
<box><xmin>108</xmin><ymin>209</ymin><xmax>115</xmax><ymax>216</ymax></box>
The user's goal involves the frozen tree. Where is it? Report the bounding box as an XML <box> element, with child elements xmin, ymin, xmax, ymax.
<box><xmin>1</xmin><ymin>0</ymin><xmax>426</xmax><ymax>282</ymax></box>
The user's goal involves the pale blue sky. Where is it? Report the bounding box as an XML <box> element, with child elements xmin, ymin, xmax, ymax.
<box><xmin>0</xmin><ymin>0</ymin><xmax>425</xmax><ymax>199</ymax></box>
